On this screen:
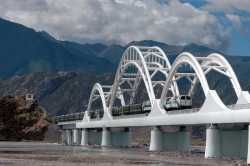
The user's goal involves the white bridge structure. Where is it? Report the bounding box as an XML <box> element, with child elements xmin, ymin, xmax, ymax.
<box><xmin>57</xmin><ymin>46</ymin><xmax>250</xmax><ymax>164</ymax></box>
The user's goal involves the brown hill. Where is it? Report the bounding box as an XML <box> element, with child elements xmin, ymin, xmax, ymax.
<box><xmin>0</xmin><ymin>95</ymin><xmax>50</xmax><ymax>140</ymax></box>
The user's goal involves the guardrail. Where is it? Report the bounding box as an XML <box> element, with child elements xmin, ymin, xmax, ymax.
<box><xmin>55</xmin><ymin>112</ymin><xmax>85</xmax><ymax>123</ymax></box>
<box><xmin>55</xmin><ymin>109</ymin><xmax>104</xmax><ymax>122</ymax></box>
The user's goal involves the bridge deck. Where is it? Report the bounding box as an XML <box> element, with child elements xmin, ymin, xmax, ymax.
<box><xmin>55</xmin><ymin>107</ymin><xmax>250</xmax><ymax>128</ymax></box>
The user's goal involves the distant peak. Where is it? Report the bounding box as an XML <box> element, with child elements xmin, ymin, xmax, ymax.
<box><xmin>126</xmin><ymin>40</ymin><xmax>169</xmax><ymax>47</ymax></box>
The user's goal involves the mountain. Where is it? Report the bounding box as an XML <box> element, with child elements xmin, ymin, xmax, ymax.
<box><xmin>99</xmin><ymin>40</ymin><xmax>220</xmax><ymax>64</ymax></box>
<box><xmin>97</xmin><ymin>44</ymin><xmax>125</xmax><ymax>64</ymax></box>
<box><xmin>0</xmin><ymin>72</ymin><xmax>114</xmax><ymax>116</ymax></box>
<box><xmin>0</xmin><ymin>18</ymin><xmax>113</xmax><ymax>78</ymax></box>
<box><xmin>0</xmin><ymin>18</ymin><xmax>222</xmax><ymax>78</ymax></box>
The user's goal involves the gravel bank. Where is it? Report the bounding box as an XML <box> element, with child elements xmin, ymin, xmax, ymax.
<box><xmin>0</xmin><ymin>142</ymin><xmax>246</xmax><ymax>166</ymax></box>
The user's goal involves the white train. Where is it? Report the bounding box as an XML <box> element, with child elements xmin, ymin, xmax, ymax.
<box><xmin>164</xmin><ymin>95</ymin><xmax>192</xmax><ymax>111</ymax></box>
<box><xmin>142</xmin><ymin>100</ymin><xmax>151</xmax><ymax>112</ymax></box>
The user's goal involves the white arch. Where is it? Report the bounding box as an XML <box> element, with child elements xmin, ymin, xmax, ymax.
<box><xmin>151</xmin><ymin>46</ymin><xmax>172</xmax><ymax>69</ymax></box>
<box><xmin>87</xmin><ymin>83</ymin><xmax>109</xmax><ymax>117</ymax></box>
<box><xmin>121</xmin><ymin>62</ymin><xmax>154</xmax><ymax>103</ymax></box>
<box><xmin>84</xmin><ymin>46</ymin><xmax>180</xmax><ymax>116</ymax></box>
<box><xmin>161</xmin><ymin>52</ymin><xmax>210</xmax><ymax>104</ymax></box>
<box><xmin>108</xmin><ymin>46</ymin><xmax>156</xmax><ymax>112</ymax></box>
<box><xmin>152</xmin><ymin>46</ymin><xmax>180</xmax><ymax>97</ymax></box>
<box><xmin>207</xmin><ymin>53</ymin><xmax>242</xmax><ymax>97</ymax></box>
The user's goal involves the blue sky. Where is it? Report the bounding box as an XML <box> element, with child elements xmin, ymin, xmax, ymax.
<box><xmin>182</xmin><ymin>0</ymin><xmax>250</xmax><ymax>56</ymax></box>
<box><xmin>0</xmin><ymin>0</ymin><xmax>250</xmax><ymax>56</ymax></box>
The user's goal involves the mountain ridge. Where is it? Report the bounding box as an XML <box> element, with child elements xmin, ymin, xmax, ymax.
<box><xmin>0</xmin><ymin>17</ymin><xmax>224</xmax><ymax>78</ymax></box>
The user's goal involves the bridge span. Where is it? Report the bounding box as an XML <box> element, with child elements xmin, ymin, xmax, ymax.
<box><xmin>56</xmin><ymin>46</ymin><xmax>250</xmax><ymax>164</ymax></box>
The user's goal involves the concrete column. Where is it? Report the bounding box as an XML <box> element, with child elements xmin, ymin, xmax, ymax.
<box><xmin>178</xmin><ymin>126</ymin><xmax>191</xmax><ymax>152</ymax></box>
<box><xmin>63</xmin><ymin>130</ymin><xmax>68</xmax><ymax>144</ymax></box>
<box><xmin>81</xmin><ymin>129</ymin><xmax>88</xmax><ymax>146</ymax></box>
<box><xmin>60</xmin><ymin>130</ymin><xmax>65</xmax><ymax>144</ymax></box>
<box><xmin>149</xmin><ymin>126</ymin><xmax>163</xmax><ymax>151</ymax></box>
<box><xmin>101</xmin><ymin>127</ymin><xmax>111</xmax><ymax>146</ymax></box>
<box><xmin>73</xmin><ymin>129</ymin><xmax>79</xmax><ymax>145</ymax></box>
<box><xmin>66</xmin><ymin>129</ymin><xmax>72</xmax><ymax>145</ymax></box>
<box><xmin>247</xmin><ymin>124</ymin><xmax>250</xmax><ymax>164</ymax></box>
<box><xmin>205</xmin><ymin>124</ymin><xmax>221</xmax><ymax>158</ymax></box>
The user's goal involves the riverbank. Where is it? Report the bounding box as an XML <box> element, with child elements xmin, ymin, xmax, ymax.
<box><xmin>0</xmin><ymin>141</ymin><xmax>246</xmax><ymax>166</ymax></box>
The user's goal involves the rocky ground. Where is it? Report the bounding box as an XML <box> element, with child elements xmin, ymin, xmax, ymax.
<box><xmin>0</xmin><ymin>141</ymin><xmax>246</xmax><ymax>166</ymax></box>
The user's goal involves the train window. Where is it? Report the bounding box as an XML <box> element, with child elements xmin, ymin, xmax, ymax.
<box><xmin>180</xmin><ymin>96</ymin><xmax>185</xmax><ymax>99</ymax></box>
<box><xmin>186</xmin><ymin>96</ymin><xmax>191</xmax><ymax>100</ymax></box>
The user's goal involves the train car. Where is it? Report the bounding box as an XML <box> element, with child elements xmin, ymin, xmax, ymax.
<box><xmin>112</xmin><ymin>106</ymin><xmax>121</xmax><ymax>116</ymax></box>
<box><xmin>179</xmin><ymin>95</ymin><xmax>192</xmax><ymax>109</ymax></box>
<box><xmin>142</xmin><ymin>100</ymin><xmax>151</xmax><ymax>113</ymax></box>
<box><xmin>164</xmin><ymin>95</ymin><xmax>192</xmax><ymax>111</ymax></box>
<box><xmin>112</xmin><ymin>102</ymin><xmax>150</xmax><ymax>116</ymax></box>
<box><xmin>164</xmin><ymin>97</ymin><xmax>179</xmax><ymax>111</ymax></box>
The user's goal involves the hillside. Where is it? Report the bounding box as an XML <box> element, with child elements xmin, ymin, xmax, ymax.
<box><xmin>0</xmin><ymin>18</ymin><xmax>222</xmax><ymax>78</ymax></box>
<box><xmin>0</xmin><ymin>18</ymin><xmax>113</xmax><ymax>77</ymax></box>
<box><xmin>0</xmin><ymin>72</ymin><xmax>113</xmax><ymax>115</ymax></box>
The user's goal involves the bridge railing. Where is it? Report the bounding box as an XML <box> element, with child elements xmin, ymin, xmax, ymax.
<box><xmin>55</xmin><ymin>112</ymin><xmax>85</xmax><ymax>123</ymax></box>
<box><xmin>88</xmin><ymin>109</ymin><xmax>104</xmax><ymax>120</ymax></box>
<box><xmin>112</xmin><ymin>104</ymin><xmax>150</xmax><ymax>116</ymax></box>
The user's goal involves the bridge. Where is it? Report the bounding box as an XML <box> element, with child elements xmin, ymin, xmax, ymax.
<box><xmin>56</xmin><ymin>46</ymin><xmax>250</xmax><ymax>164</ymax></box>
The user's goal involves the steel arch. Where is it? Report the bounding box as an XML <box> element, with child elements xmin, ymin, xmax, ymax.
<box><xmin>108</xmin><ymin>46</ymin><xmax>156</xmax><ymax>112</ymax></box>
<box><xmin>107</xmin><ymin>46</ymin><xmax>178</xmax><ymax>111</ymax></box>
<box><xmin>160</xmin><ymin>52</ymin><xmax>210</xmax><ymax>104</ymax></box>
<box><xmin>206</xmin><ymin>53</ymin><xmax>242</xmax><ymax>97</ymax></box>
<box><xmin>85</xmin><ymin>46</ymin><xmax>244</xmax><ymax>119</ymax></box>
<box><xmin>86</xmin><ymin>83</ymin><xmax>109</xmax><ymax>117</ymax></box>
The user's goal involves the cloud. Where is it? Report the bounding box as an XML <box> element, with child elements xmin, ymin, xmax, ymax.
<box><xmin>226</xmin><ymin>14</ymin><xmax>242</xmax><ymax>28</ymax></box>
<box><xmin>203</xmin><ymin>0</ymin><xmax>250</xmax><ymax>13</ymax></box>
<box><xmin>0</xmin><ymin>0</ymin><xmax>229</xmax><ymax>49</ymax></box>
<box><xmin>226</xmin><ymin>14</ymin><xmax>250</xmax><ymax>44</ymax></box>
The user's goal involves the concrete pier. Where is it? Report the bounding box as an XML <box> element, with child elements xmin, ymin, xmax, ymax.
<box><xmin>205</xmin><ymin>124</ymin><xmax>221</xmax><ymax>158</ymax></box>
<box><xmin>81</xmin><ymin>129</ymin><xmax>88</xmax><ymax>146</ymax></box>
<box><xmin>73</xmin><ymin>129</ymin><xmax>79</xmax><ymax>145</ymax></box>
<box><xmin>149</xmin><ymin>126</ymin><xmax>163</xmax><ymax>151</ymax></box>
<box><xmin>101</xmin><ymin>127</ymin><xmax>111</xmax><ymax>146</ymax></box>
<box><xmin>61</xmin><ymin>130</ymin><xmax>67</xmax><ymax>144</ymax></box>
<box><xmin>65</xmin><ymin>129</ymin><xmax>72</xmax><ymax>145</ymax></box>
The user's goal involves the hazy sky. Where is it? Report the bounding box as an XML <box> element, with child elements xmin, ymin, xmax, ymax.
<box><xmin>0</xmin><ymin>0</ymin><xmax>250</xmax><ymax>56</ymax></box>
